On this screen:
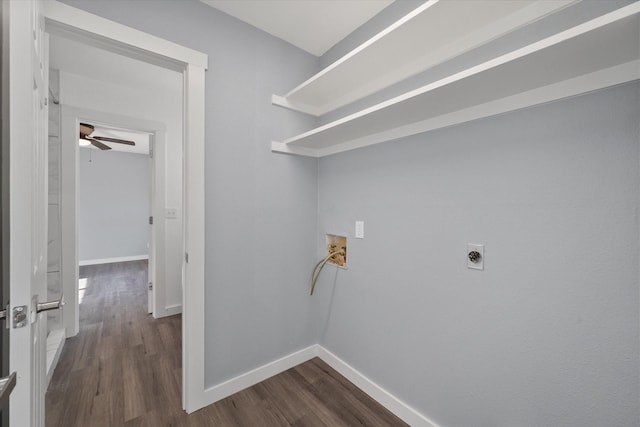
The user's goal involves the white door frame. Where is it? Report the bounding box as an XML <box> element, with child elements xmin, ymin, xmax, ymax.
<box><xmin>44</xmin><ymin>1</ymin><xmax>208</xmax><ymax>412</ymax></box>
<box><xmin>60</xmin><ymin>107</ymin><xmax>168</xmax><ymax>336</ymax></box>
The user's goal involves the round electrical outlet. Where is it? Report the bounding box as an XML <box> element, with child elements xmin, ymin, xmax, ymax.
<box><xmin>468</xmin><ymin>251</ymin><xmax>482</xmax><ymax>263</ymax></box>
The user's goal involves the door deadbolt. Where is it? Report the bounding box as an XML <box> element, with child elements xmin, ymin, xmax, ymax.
<box><xmin>35</xmin><ymin>295</ymin><xmax>65</xmax><ymax>313</ymax></box>
<box><xmin>468</xmin><ymin>251</ymin><xmax>482</xmax><ymax>263</ymax></box>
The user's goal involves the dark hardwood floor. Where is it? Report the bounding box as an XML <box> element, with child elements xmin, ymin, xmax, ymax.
<box><xmin>46</xmin><ymin>261</ymin><xmax>407</xmax><ymax>426</ymax></box>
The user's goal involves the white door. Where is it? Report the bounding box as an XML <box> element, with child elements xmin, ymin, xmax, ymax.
<box><xmin>7</xmin><ymin>0</ymin><xmax>51</xmax><ymax>426</ymax></box>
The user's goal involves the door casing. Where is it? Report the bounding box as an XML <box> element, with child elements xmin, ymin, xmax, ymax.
<box><xmin>59</xmin><ymin>107</ymin><xmax>167</xmax><ymax>336</ymax></box>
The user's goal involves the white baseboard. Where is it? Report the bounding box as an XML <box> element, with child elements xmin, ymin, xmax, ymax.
<box><xmin>195</xmin><ymin>344</ymin><xmax>438</xmax><ymax>427</ymax></box>
<box><xmin>317</xmin><ymin>346</ymin><xmax>440</xmax><ymax>427</ymax></box>
<box><xmin>155</xmin><ymin>303</ymin><xmax>182</xmax><ymax>318</ymax></box>
<box><xmin>46</xmin><ymin>329</ymin><xmax>66</xmax><ymax>387</ymax></box>
<box><xmin>200</xmin><ymin>345</ymin><xmax>318</xmax><ymax>405</ymax></box>
<box><xmin>79</xmin><ymin>255</ymin><xmax>148</xmax><ymax>266</ymax></box>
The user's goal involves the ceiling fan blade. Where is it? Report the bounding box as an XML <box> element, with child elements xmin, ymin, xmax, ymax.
<box><xmin>89</xmin><ymin>138</ymin><xmax>111</xmax><ymax>150</ymax></box>
<box><xmin>92</xmin><ymin>136</ymin><xmax>135</xmax><ymax>146</ymax></box>
<box><xmin>79</xmin><ymin>123</ymin><xmax>95</xmax><ymax>136</ymax></box>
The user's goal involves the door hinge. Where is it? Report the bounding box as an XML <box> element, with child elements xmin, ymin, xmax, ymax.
<box><xmin>185</xmin><ymin>253</ymin><xmax>189</xmax><ymax>263</ymax></box>
<box><xmin>149</xmin><ymin>144</ymin><xmax>153</xmax><ymax>159</ymax></box>
<box><xmin>148</xmin><ymin>282</ymin><xmax>153</xmax><ymax>290</ymax></box>
<box><xmin>149</xmin><ymin>216</ymin><xmax>153</xmax><ymax>225</ymax></box>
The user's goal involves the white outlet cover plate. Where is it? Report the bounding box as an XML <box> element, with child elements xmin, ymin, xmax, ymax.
<box><xmin>467</xmin><ymin>243</ymin><xmax>484</xmax><ymax>270</ymax></box>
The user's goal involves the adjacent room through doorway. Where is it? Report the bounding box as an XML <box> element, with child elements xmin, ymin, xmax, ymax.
<box><xmin>44</xmin><ymin>22</ymin><xmax>188</xmax><ymax>424</ymax></box>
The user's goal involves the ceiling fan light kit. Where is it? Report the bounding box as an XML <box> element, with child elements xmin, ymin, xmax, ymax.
<box><xmin>78</xmin><ymin>122</ymin><xmax>136</xmax><ymax>151</ymax></box>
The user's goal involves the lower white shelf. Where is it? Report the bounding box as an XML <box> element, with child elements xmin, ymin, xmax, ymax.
<box><xmin>272</xmin><ymin>4</ymin><xmax>640</xmax><ymax>158</ymax></box>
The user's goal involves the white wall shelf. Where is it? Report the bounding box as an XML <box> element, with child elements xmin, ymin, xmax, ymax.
<box><xmin>272</xmin><ymin>3</ymin><xmax>640</xmax><ymax>158</ymax></box>
<box><xmin>272</xmin><ymin>0</ymin><xmax>577</xmax><ymax>117</ymax></box>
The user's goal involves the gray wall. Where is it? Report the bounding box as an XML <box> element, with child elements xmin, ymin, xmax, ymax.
<box><xmin>316</xmin><ymin>82</ymin><xmax>640</xmax><ymax>427</ymax></box>
<box><xmin>313</xmin><ymin>3</ymin><xmax>639</xmax><ymax>425</ymax></box>
<box><xmin>60</xmin><ymin>0</ymin><xmax>320</xmax><ymax>386</ymax></box>
<box><xmin>78</xmin><ymin>148</ymin><xmax>149</xmax><ymax>262</ymax></box>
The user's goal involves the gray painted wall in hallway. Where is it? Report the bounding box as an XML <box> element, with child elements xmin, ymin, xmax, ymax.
<box><xmin>59</xmin><ymin>0</ymin><xmax>320</xmax><ymax>387</ymax></box>
<box><xmin>315</xmin><ymin>82</ymin><xmax>640</xmax><ymax>427</ymax></box>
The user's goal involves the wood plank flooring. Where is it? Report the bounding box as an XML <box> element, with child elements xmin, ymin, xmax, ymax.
<box><xmin>46</xmin><ymin>261</ymin><xmax>407</xmax><ymax>426</ymax></box>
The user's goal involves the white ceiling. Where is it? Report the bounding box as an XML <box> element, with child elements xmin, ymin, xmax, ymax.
<box><xmin>200</xmin><ymin>0</ymin><xmax>394</xmax><ymax>56</ymax></box>
<box><xmin>82</xmin><ymin>126</ymin><xmax>151</xmax><ymax>155</ymax></box>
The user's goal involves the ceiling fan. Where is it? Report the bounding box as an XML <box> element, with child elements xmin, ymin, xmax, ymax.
<box><xmin>79</xmin><ymin>123</ymin><xmax>136</xmax><ymax>150</ymax></box>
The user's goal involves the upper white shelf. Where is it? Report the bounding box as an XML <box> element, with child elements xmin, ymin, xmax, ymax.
<box><xmin>272</xmin><ymin>3</ymin><xmax>640</xmax><ymax>158</ymax></box>
<box><xmin>272</xmin><ymin>0</ymin><xmax>577</xmax><ymax>117</ymax></box>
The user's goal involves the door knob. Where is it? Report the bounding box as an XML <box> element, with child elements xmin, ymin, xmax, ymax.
<box><xmin>0</xmin><ymin>372</ymin><xmax>16</xmax><ymax>408</ymax></box>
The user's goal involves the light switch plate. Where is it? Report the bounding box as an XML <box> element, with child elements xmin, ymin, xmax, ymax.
<box><xmin>355</xmin><ymin>221</ymin><xmax>364</xmax><ymax>239</ymax></box>
<box><xmin>467</xmin><ymin>243</ymin><xmax>484</xmax><ymax>270</ymax></box>
<box><xmin>165</xmin><ymin>208</ymin><xmax>178</xmax><ymax>219</ymax></box>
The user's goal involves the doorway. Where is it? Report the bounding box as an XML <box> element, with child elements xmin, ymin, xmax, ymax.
<box><xmin>45</xmin><ymin>22</ymin><xmax>187</xmax><ymax>420</ymax></box>
<box><xmin>3</xmin><ymin>2</ymin><xmax>206</xmax><ymax>424</ymax></box>
<box><xmin>49</xmin><ymin>24</ymin><xmax>186</xmax><ymax>333</ymax></box>
<box><xmin>13</xmin><ymin>2</ymin><xmax>210</xmax><ymax>421</ymax></box>
<box><xmin>76</xmin><ymin>124</ymin><xmax>153</xmax><ymax>313</ymax></box>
